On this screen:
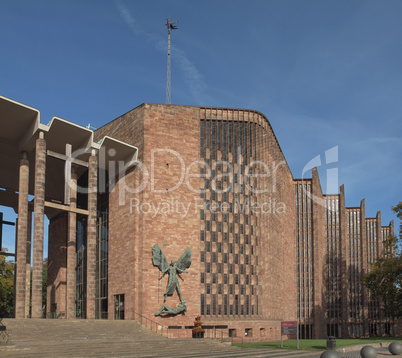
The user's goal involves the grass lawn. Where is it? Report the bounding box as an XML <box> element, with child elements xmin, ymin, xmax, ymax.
<box><xmin>233</xmin><ymin>337</ymin><xmax>401</xmax><ymax>351</ymax></box>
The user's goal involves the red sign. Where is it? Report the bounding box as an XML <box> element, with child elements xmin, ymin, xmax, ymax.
<box><xmin>281</xmin><ymin>321</ymin><xmax>298</xmax><ymax>335</ymax></box>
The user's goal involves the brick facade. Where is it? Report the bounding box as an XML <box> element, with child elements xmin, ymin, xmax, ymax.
<box><xmin>95</xmin><ymin>105</ymin><xmax>202</xmax><ymax>325</ymax></box>
<box><xmin>41</xmin><ymin>102</ymin><xmax>398</xmax><ymax>341</ymax></box>
<box><xmin>89</xmin><ymin>104</ymin><xmax>296</xmax><ymax>339</ymax></box>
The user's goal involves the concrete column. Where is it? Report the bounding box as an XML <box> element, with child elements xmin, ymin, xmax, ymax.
<box><xmin>66</xmin><ymin>169</ymin><xmax>77</xmax><ymax>319</ymax></box>
<box><xmin>25</xmin><ymin>210</ymin><xmax>32</xmax><ymax>318</ymax></box>
<box><xmin>32</xmin><ymin>133</ymin><xmax>46</xmax><ymax>319</ymax></box>
<box><xmin>86</xmin><ymin>150</ymin><xmax>97</xmax><ymax>319</ymax></box>
<box><xmin>339</xmin><ymin>185</ymin><xmax>349</xmax><ymax>337</ymax></box>
<box><xmin>15</xmin><ymin>153</ymin><xmax>29</xmax><ymax>318</ymax></box>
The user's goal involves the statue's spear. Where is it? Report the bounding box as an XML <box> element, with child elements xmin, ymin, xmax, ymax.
<box><xmin>161</xmin><ymin>241</ymin><xmax>165</xmax><ymax>298</ymax></box>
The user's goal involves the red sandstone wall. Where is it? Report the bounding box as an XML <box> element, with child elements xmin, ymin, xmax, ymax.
<box><xmin>139</xmin><ymin>104</ymin><xmax>201</xmax><ymax>326</ymax></box>
<box><xmin>95</xmin><ymin>104</ymin><xmax>297</xmax><ymax>340</ymax></box>
<box><xmin>96</xmin><ymin>104</ymin><xmax>201</xmax><ymax>326</ymax></box>
<box><xmin>95</xmin><ymin>105</ymin><xmax>144</xmax><ymax>320</ymax></box>
<box><xmin>262</xmin><ymin>123</ymin><xmax>296</xmax><ymax>323</ymax></box>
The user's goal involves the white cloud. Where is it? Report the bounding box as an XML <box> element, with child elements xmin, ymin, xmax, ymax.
<box><xmin>115</xmin><ymin>0</ymin><xmax>140</xmax><ymax>35</ymax></box>
<box><xmin>173</xmin><ymin>48</ymin><xmax>210</xmax><ymax>104</ymax></box>
<box><xmin>114</xmin><ymin>0</ymin><xmax>209</xmax><ymax>104</ymax></box>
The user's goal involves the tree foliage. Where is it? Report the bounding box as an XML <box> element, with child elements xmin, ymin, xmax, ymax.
<box><xmin>0</xmin><ymin>250</ymin><xmax>15</xmax><ymax>318</ymax></box>
<box><xmin>362</xmin><ymin>202</ymin><xmax>402</xmax><ymax>318</ymax></box>
<box><xmin>0</xmin><ymin>250</ymin><xmax>48</xmax><ymax>318</ymax></box>
<box><xmin>394</xmin><ymin>202</ymin><xmax>402</xmax><ymax>239</ymax></box>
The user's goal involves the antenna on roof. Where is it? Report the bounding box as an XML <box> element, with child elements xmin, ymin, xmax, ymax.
<box><xmin>86</xmin><ymin>123</ymin><xmax>97</xmax><ymax>130</ymax></box>
<box><xmin>164</xmin><ymin>17</ymin><xmax>179</xmax><ymax>105</ymax></box>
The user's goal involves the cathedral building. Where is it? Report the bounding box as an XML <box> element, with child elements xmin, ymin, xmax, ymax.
<box><xmin>0</xmin><ymin>95</ymin><xmax>396</xmax><ymax>341</ymax></box>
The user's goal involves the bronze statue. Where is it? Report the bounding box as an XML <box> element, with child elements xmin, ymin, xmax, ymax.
<box><xmin>152</xmin><ymin>245</ymin><xmax>192</xmax><ymax>302</ymax></box>
<box><xmin>155</xmin><ymin>300</ymin><xmax>187</xmax><ymax>316</ymax></box>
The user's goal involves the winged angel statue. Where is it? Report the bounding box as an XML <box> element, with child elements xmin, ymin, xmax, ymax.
<box><xmin>152</xmin><ymin>244</ymin><xmax>192</xmax><ymax>304</ymax></box>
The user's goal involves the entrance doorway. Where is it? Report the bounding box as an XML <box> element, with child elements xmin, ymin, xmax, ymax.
<box><xmin>114</xmin><ymin>294</ymin><xmax>124</xmax><ymax>320</ymax></box>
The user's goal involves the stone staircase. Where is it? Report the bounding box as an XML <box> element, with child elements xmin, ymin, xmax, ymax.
<box><xmin>0</xmin><ymin>319</ymin><xmax>321</xmax><ymax>357</ymax></box>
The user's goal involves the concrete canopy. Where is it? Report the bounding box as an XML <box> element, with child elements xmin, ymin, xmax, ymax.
<box><xmin>0</xmin><ymin>95</ymin><xmax>138</xmax><ymax>217</ymax></box>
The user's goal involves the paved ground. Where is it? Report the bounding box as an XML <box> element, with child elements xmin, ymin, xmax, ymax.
<box><xmin>0</xmin><ymin>319</ymin><xmax>398</xmax><ymax>357</ymax></box>
<box><xmin>335</xmin><ymin>347</ymin><xmax>393</xmax><ymax>358</ymax></box>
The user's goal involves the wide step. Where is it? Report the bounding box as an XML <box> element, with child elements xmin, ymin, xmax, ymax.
<box><xmin>0</xmin><ymin>319</ymin><xmax>320</xmax><ymax>358</ymax></box>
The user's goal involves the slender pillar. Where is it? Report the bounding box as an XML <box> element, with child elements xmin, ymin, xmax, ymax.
<box><xmin>15</xmin><ymin>153</ymin><xmax>29</xmax><ymax>318</ymax></box>
<box><xmin>376</xmin><ymin>211</ymin><xmax>382</xmax><ymax>259</ymax></box>
<box><xmin>32</xmin><ymin>132</ymin><xmax>46</xmax><ymax>318</ymax></box>
<box><xmin>339</xmin><ymin>185</ymin><xmax>349</xmax><ymax>337</ymax></box>
<box><xmin>311</xmin><ymin>168</ymin><xmax>326</xmax><ymax>338</ymax></box>
<box><xmin>66</xmin><ymin>169</ymin><xmax>77</xmax><ymax>319</ymax></box>
<box><xmin>86</xmin><ymin>150</ymin><xmax>97</xmax><ymax>319</ymax></box>
<box><xmin>375</xmin><ymin>211</ymin><xmax>382</xmax><ymax>335</ymax></box>
<box><xmin>25</xmin><ymin>210</ymin><xmax>32</xmax><ymax>318</ymax></box>
<box><xmin>360</xmin><ymin>199</ymin><xmax>369</xmax><ymax>335</ymax></box>
<box><xmin>389</xmin><ymin>220</ymin><xmax>394</xmax><ymax>255</ymax></box>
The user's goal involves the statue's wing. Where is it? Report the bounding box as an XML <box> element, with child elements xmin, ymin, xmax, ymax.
<box><xmin>176</xmin><ymin>247</ymin><xmax>192</xmax><ymax>271</ymax></box>
<box><xmin>152</xmin><ymin>244</ymin><xmax>168</xmax><ymax>272</ymax></box>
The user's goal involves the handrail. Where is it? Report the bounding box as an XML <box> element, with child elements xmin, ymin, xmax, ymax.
<box><xmin>132</xmin><ymin>313</ymin><xmax>232</xmax><ymax>340</ymax></box>
<box><xmin>0</xmin><ymin>318</ymin><xmax>10</xmax><ymax>344</ymax></box>
<box><xmin>231</xmin><ymin>336</ymin><xmax>244</xmax><ymax>348</ymax></box>
<box><xmin>133</xmin><ymin>311</ymin><xmax>170</xmax><ymax>338</ymax></box>
<box><xmin>202</xmin><ymin>327</ymin><xmax>231</xmax><ymax>341</ymax></box>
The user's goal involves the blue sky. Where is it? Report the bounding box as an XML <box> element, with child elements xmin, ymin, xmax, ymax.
<box><xmin>1</xmin><ymin>0</ymin><xmax>401</xmax><ymax>255</ymax></box>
